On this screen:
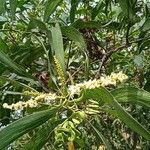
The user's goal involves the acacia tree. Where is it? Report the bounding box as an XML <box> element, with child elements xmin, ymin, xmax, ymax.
<box><xmin>0</xmin><ymin>0</ymin><xmax>150</xmax><ymax>149</ymax></box>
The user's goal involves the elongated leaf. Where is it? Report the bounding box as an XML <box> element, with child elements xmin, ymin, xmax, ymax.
<box><xmin>92</xmin><ymin>0</ymin><xmax>104</xmax><ymax>19</ymax></box>
<box><xmin>0</xmin><ymin>107</ymin><xmax>59</xmax><ymax>149</ymax></box>
<box><xmin>111</xmin><ymin>86</ymin><xmax>150</xmax><ymax>107</ymax></box>
<box><xmin>72</xmin><ymin>20</ymin><xmax>102</xmax><ymax>29</ymax></box>
<box><xmin>24</xmin><ymin>119</ymin><xmax>64</xmax><ymax>150</ymax></box>
<box><xmin>61</xmin><ymin>25</ymin><xmax>89</xmax><ymax>78</ymax></box>
<box><xmin>142</xmin><ymin>16</ymin><xmax>150</xmax><ymax>32</ymax></box>
<box><xmin>50</xmin><ymin>23</ymin><xmax>65</xmax><ymax>73</ymax></box>
<box><xmin>89</xmin><ymin>121</ymin><xmax>112</xmax><ymax>150</ymax></box>
<box><xmin>28</xmin><ymin>18</ymin><xmax>47</xmax><ymax>31</ymax></box>
<box><xmin>0</xmin><ymin>37</ymin><xmax>9</xmax><ymax>53</ymax></box>
<box><xmin>61</xmin><ymin>26</ymin><xmax>87</xmax><ymax>51</ymax></box>
<box><xmin>0</xmin><ymin>50</ymin><xmax>33</xmax><ymax>79</ymax></box>
<box><xmin>0</xmin><ymin>76</ymin><xmax>37</xmax><ymax>91</ymax></box>
<box><xmin>83</xmin><ymin>87</ymin><xmax>150</xmax><ymax>141</ymax></box>
<box><xmin>70</xmin><ymin>0</ymin><xmax>80</xmax><ymax>23</ymax></box>
<box><xmin>0</xmin><ymin>0</ymin><xmax>5</xmax><ymax>14</ymax></box>
<box><xmin>9</xmin><ymin>0</ymin><xmax>18</xmax><ymax>19</ymax></box>
<box><xmin>117</xmin><ymin>0</ymin><xmax>135</xmax><ymax>21</ymax></box>
<box><xmin>44</xmin><ymin>0</ymin><xmax>62</xmax><ymax>22</ymax></box>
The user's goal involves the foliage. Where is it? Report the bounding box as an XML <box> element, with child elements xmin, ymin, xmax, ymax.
<box><xmin>0</xmin><ymin>0</ymin><xmax>150</xmax><ymax>149</ymax></box>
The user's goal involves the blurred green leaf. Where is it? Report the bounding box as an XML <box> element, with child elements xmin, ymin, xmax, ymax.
<box><xmin>50</xmin><ymin>23</ymin><xmax>65</xmax><ymax>73</ymax></box>
<box><xmin>9</xmin><ymin>0</ymin><xmax>18</xmax><ymax>20</ymax></box>
<box><xmin>89</xmin><ymin>121</ymin><xmax>112</xmax><ymax>150</ymax></box>
<box><xmin>83</xmin><ymin>87</ymin><xmax>150</xmax><ymax>141</ymax></box>
<box><xmin>0</xmin><ymin>50</ymin><xmax>33</xmax><ymax>79</ymax></box>
<box><xmin>117</xmin><ymin>0</ymin><xmax>135</xmax><ymax>21</ymax></box>
<box><xmin>70</xmin><ymin>0</ymin><xmax>80</xmax><ymax>23</ymax></box>
<box><xmin>28</xmin><ymin>18</ymin><xmax>47</xmax><ymax>31</ymax></box>
<box><xmin>92</xmin><ymin>0</ymin><xmax>104</xmax><ymax>19</ymax></box>
<box><xmin>0</xmin><ymin>107</ymin><xmax>59</xmax><ymax>149</ymax></box>
<box><xmin>24</xmin><ymin>119</ymin><xmax>64</xmax><ymax>150</ymax></box>
<box><xmin>72</xmin><ymin>20</ymin><xmax>102</xmax><ymax>29</ymax></box>
<box><xmin>0</xmin><ymin>37</ymin><xmax>9</xmax><ymax>53</ymax></box>
<box><xmin>111</xmin><ymin>86</ymin><xmax>150</xmax><ymax>107</ymax></box>
<box><xmin>44</xmin><ymin>0</ymin><xmax>62</xmax><ymax>22</ymax></box>
<box><xmin>61</xmin><ymin>26</ymin><xmax>87</xmax><ymax>51</ymax></box>
<box><xmin>0</xmin><ymin>0</ymin><xmax>5</xmax><ymax>14</ymax></box>
<box><xmin>142</xmin><ymin>16</ymin><xmax>150</xmax><ymax>31</ymax></box>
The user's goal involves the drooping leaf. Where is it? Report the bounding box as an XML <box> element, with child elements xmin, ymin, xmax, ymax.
<box><xmin>83</xmin><ymin>87</ymin><xmax>150</xmax><ymax>141</ymax></box>
<box><xmin>89</xmin><ymin>121</ymin><xmax>112</xmax><ymax>150</ymax></box>
<box><xmin>28</xmin><ymin>18</ymin><xmax>47</xmax><ymax>31</ymax></box>
<box><xmin>0</xmin><ymin>50</ymin><xmax>33</xmax><ymax>79</ymax></box>
<box><xmin>9</xmin><ymin>0</ymin><xmax>18</xmax><ymax>20</ymax></box>
<box><xmin>50</xmin><ymin>23</ymin><xmax>65</xmax><ymax>73</ymax></box>
<box><xmin>70</xmin><ymin>0</ymin><xmax>80</xmax><ymax>23</ymax></box>
<box><xmin>61</xmin><ymin>26</ymin><xmax>87</xmax><ymax>51</ymax></box>
<box><xmin>142</xmin><ymin>16</ymin><xmax>150</xmax><ymax>32</ymax></box>
<box><xmin>0</xmin><ymin>37</ymin><xmax>9</xmax><ymax>53</ymax></box>
<box><xmin>24</xmin><ymin>119</ymin><xmax>64</xmax><ymax>150</ymax></box>
<box><xmin>0</xmin><ymin>0</ymin><xmax>5</xmax><ymax>14</ymax></box>
<box><xmin>0</xmin><ymin>107</ymin><xmax>59</xmax><ymax>149</ymax></box>
<box><xmin>117</xmin><ymin>0</ymin><xmax>135</xmax><ymax>21</ymax></box>
<box><xmin>111</xmin><ymin>86</ymin><xmax>150</xmax><ymax>107</ymax></box>
<box><xmin>92</xmin><ymin>0</ymin><xmax>104</xmax><ymax>19</ymax></box>
<box><xmin>44</xmin><ymin>0</ymin><xmax>62</xmax><ymax>22</ymax></box>
<box><xmin>72</xmin><ymin>20</ymin><xmax>102</xmax><ymax>29</ymax></box>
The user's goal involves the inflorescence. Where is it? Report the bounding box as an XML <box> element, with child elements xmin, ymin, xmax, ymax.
<box><xmin>68</xmin><ymin>71</ymin><xmax>128</xmax><ymax>97</ymax></box>
<box><xmin>3</xmin><ymin>72</ymin><xmax>128</xmax><ymax>110</ymax></box>
<box><xmin>3</xmin><ymin>92</ymin><xmax>60</xmax><ymax>110</ymax></box>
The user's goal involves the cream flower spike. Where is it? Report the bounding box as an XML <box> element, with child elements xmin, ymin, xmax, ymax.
<box><xmin>3</xmin><ymin>92</ymin><xmax>59</xmax><ymax>110</ymax></box>
<box><xmin>68</xmin><ymin>71</ymin><xmax>128</xmax><ymax>97</ymax></box>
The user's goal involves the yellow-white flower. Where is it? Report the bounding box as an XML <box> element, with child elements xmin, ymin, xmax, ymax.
<box><xmin>68</xmin><ymin>72</ymin><xmax>128</xmax><ymax>97</ymax></box>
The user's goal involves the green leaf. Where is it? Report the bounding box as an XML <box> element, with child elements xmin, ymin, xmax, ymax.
<box><xmin>61</xmin><ymin>25</ymin><xmax>89</xmax><ymax>78</ymax></box>
<box><xmin>83</xmin><ymin>87</ymin><xmax>150</xmax><ymax>141</ymax></box>
<box><xmin>9</xmin><ymin>0</ymin><xmax>18</xmax><ymax>20</ymax></box>
<box><xmin>0</xmin><ymin>107</ymin><xmax>59</xmax><ymax>149</ymax></box>
<box><xmin>0</xmin><ymin>50</ymin><xmax>33</xmax><ymax>79</ymax></box>
<box><xmin>111</xmin><ymin>86</ymin><xmax>150</xmax><ymax>107</ymax></box>
<box><xmin>0</xmin><ymin>37</ymin><xmax>9</xmax><ymax>53</ymax></box>
<box><xmin>50</xmin><ymin>23</ymin><xmax>65</xmax><ymax>73</ymax></box>
<box><xmin>92</xmin><ymin>0</ymin><xmax>104</xmax><ymax>19</ymax></box>
<box><xmin>28</xmin><ymin>18</ymin><xmax>47</xmax><ymax>31</ymax></box>
<box><xmin>72</xmin><ymin>20</ymin><xmax>102</xmax><ymax>29</ymax></box>
<box><xmin>24</xmin><ymin>119</ymin><xmax>64</xmax><ymax>150</ymax></box>
<box><xmin>61</xmin><ymin>26</ymin><xmax>87</xmax><ymax>51</ymax></box>
<box><xmin>89</xmin><ymin>121</ymin><xmax>112</xmax><ymax>150</ymax></box>
<box><xmin>70</xmin><ymin>0</ymin><xmax>80</xmax><ymax>23</ymax></box>
<box><xmin>142</xmin><ymin>16</ymin><xmax>150</xmax><ymax>31</ymax></box>
<box><xmin>0</xmin><ymin>0</ymin><xmax>5</xmax><ymax>14</ymax></box>
<box><xmin>44</xmin><ymin>0</ymin><xmax>62</xmax><ymax>22</ymax></box>
<box><xmin>117</xmin><ymin>0</ymin><xmax>135</xmax><ymax>21</ymax></box>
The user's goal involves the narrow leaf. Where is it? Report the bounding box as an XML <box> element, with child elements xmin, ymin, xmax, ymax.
<box><xmin>0</xmin><ymin>0</ymin><xmax>5</xmax><ymax>14</ymax></box>
<box><xmin>9</xmin><ymin>0</ymin><xmax>18</xmax><ymax>20</ymax></box>
<box><xmin>89</xmin><ymin>121</ymin><xmax>112</xmax><ymax>150</ymax></box>
<box><xmin>44</xmin><ymin>0</ymin><xmax>62</xmax><ymax>22</ymax></box>
<box><xmin>24</xmin><ymin>119</ymin><xmax>64</xmax><ymax>150</ymax></box>
<box><xmin>0</xmin><ymin>50</ymin><xmax>33</xmax><ymax>79</ymax></box>
<box><xmin>83</xmin><ymin>87</ymin><xmax>150</xmax><ymax>140</ymax></box>
<box><xmin>50</xmin><ymin>23</ymin><xmax>65</xmax><ymax>73</ymax></box>
<box><xmin>142</xmin><ymin>16</ymin><xmax>150</xmax><ymax>31</ymax></box>
<box><xmin>0</xmin><ymin>107</ymin><xmax>59</xmax><ymax>149</ymax></box>
<box><xmin>111</xmin><ymin>86</ymin><xmax>150</xmax><ymax>107</ymax></box>
<box><xmin>61</xmin><ymin>26</ymin><xmax>87</xmax><ymax>51</ymax></box>
<box><xmin>70</xmin><ymin>0</ymin><xmax>80</xmax><ymax>23</ymax></box>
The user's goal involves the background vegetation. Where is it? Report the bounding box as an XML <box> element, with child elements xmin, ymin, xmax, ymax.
<box><xmin>0</xmin><ymin>0</ymin><xmax>150</xmax><ymax>149</ymax></box>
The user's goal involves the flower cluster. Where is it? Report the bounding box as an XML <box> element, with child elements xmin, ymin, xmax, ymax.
<box><xmin>68</xmin><ymin>71</ymin><xmax>128</xmax><ymax>97</ymax></box>
<box><xmin>2</xmin><ymin>72</ymin><xmax>128</xmax><ymax>110</ymax></box>
<box><xmin>3</xmin><ymin>92</ymin><xmax>59</xmax><ymax>110</ymax></box>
